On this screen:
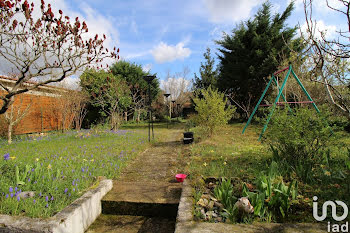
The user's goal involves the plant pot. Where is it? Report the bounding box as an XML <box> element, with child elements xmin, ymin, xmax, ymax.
<box><xmin>183</xmin><ymin>132</ymin><xmax>194</xmax><ymax>144</ymax></box>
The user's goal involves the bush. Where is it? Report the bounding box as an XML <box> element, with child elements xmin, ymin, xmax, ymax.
<box><xmin>261</xmin><ymin>107</ymin><xmax>334</xmax><ymax>181</ymax></box>
<box><xmin>192</xmin><ymin>86</ymin><xmax>235</xmax><ymax>137</ymax></box>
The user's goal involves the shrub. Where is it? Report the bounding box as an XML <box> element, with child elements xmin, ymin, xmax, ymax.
<box><xmin>192</xmin><ymin>86</ymin><xmax>235</xmax><ymax>137</ymax></box>
<box><xmin>261</xmin><ymin>107</ymin><xmax>334</xmax><ymax>181</ymax></box>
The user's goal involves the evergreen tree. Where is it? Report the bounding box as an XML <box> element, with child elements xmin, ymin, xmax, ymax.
<box><xmin>216</xmin><ymin>1</ymin><xmax>299</xmax><ymax>118</ymax></box>
<box><xmin>193</xmin><ymin>48</ymin><xmax>218</xmax><ymax>90</ymax></box>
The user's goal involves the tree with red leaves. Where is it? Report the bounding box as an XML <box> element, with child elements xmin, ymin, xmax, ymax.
<box><xmin>0</xmin><ymin>0</ymin><xmax>119</xmax><ymax>114</ymax></box>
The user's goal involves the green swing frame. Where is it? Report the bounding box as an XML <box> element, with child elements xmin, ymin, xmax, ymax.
<box><xmin>242</xmin><ymin>64</ymin><xmax>321</xmax><ymax>140</ymax></box>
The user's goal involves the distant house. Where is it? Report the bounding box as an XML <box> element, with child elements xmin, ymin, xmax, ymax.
<box><xmin>0</xmin><ymin>76</ymin><xmax>71</xmax><ymax>135</ymax></box>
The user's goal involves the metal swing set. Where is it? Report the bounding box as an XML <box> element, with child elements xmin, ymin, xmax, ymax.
<box><xmin>242</xmin><ymin>64</ymin><xmax>321</xmax><ymax>140</ymax></box>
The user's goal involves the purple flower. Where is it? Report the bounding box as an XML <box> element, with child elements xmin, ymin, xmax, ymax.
<box><xmin>14</xmin><ymin>187</ymin><xmax>17</xmax><ymax>192</ymax></box>
<box><xmin>17</xmin><ymin>196</ymin><xmax>20</xmax><ymax>201</ymax></box>
<box><xmin>51</xmin><ymin>196</ymin><xmax>54</xmax><ymax>201</ymax></box>
<box><xmin>46</xmin><ymin>203</ymin><xmax>49</xmax><ymax>208</ymax></box>
<box><xmin>81</xmin><ymin>168</ymin><xmax>85</xmax><ymax>172</ymax></box>
<box><xmin>39</xmin><ymin>192</ymin><xmax>42</xmax><ymax>197</ymax></box>
<box><xmin>72</xmin><ymin>180</ymin><xmax>75</xmax><ymax>186</ymax></box>
<box><xmin>33</xmin><ymin>199</ymin><xmax>36</xmax><ymax>204</ymax></box>
<box><xmin>73</xmin><ymin>188</ymin><xmax>75</xmax><ymax>192</ymax></box>
<box><xmin>9</xmin><ymin>187</ymin><xmax>13</xmax><ymax>193</ymax></box>
<box><xmin>45</xmin><ymin>196</ymin><xmax>49</xmax><ymax>202</ymax></box>
<box><xmin>3</xmin><ymin>153</ymin><xmax>10</xmax><ymax>161</ymax></box>
<box><xmin>5</xmin><ymin>194</ymin><xmax>9</xmax><ymax>199</ymax></box>
<box><xmin>64</xmin><ymin>188</ymin><xmax>68</xmax><ymax>193</ymax></box>
<box><xmin>10</xmin><ymin>193</ymin><xmax>13</xmax><ymax>198</ymax></box>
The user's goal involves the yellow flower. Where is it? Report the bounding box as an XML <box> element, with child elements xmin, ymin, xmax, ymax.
<box><xmin>223</xmin><ymin>161</ymin><xmax>227</xmax><ymax>165</ymax></box>
<box><xmin>83</xmin><ymin>159</ymin><xmax>87</xmax><ymax>161</ymax></box>
<box><xmin>59</xmin><ymin>157</ymin><xmax>62</xmax><ymax>160</ymax></box>
<box><xmin>324</xmin><ymin>171</ymin><xmax>331</xmax><ymax>176</ymax></box>
<box><xmin>210</xmin><ymin>150</ymin><xmax>214</xmax><ymax>153</ymax></box>
<box><xmin>203</xmin><ymin>162</ymin><xmax>208</xmax><ymax>167</ymax></box>
<box><xmin>320</xmin><ymin>164</ymin><xmax>325</xmax><ymax>169</ymax></box>
<box><xmin>47</xmin><ymin>164</ymin><xmax>52</xmax><ymax>169</ymax></box>
<box><xmin>90</xmin><ymin>159</ymin><xmax>94</xmax><ymax>162</ymax></box>
<box><xmin>36</xmin><ymin>158</ymin><xmax>39</xmax><ymax>162</ymax></box>
<box><xmin>10</xmin><ymin>156</ymin><xmax>16</xmax><ymax>160</ymax></box>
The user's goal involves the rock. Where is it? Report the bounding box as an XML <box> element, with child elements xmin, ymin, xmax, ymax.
<box><xmin>209</xmin><ymin>195</ymin><xmax>218</xmax><ymax>202</ymax></box>
<box><xmin>206</xmin><ymin>211</ymin><xmax>214</xmax><ymax>220</ymax></box>
<box><xmin>212</xmin><ymin>212</ymin><xmax>218</xmax><ymax>218</ymax></box>
<box><xmin>197</xmin><ymin>198</ymin><xmax>209</xmax><ymax>207</ymax></box>
<box><xmin>214</xmin><ymin>201</ymin><xmax>224</xmax><ymax>210</ymax></box>
<box><xmin>17</xmin><ymin>191</ymin><xmax>35</xmax><ymax>199</ymax></box>
<box><xmin>217</xmin><ymin>217</ymin><xmax>223</xmax><ymax>222</ymax></box>
<box><xmin>234</xmin><ymin>197</ymin><xmax>254</xmax><ymax>214</ymax></box>
<box><xmin>208</xmin><ymin>200</ymin><xmax>214</xmax><ymax>209</ymax></box>
<box><xmin>208</xmin><ymin>182</ymin><xmax>216</xmax><ymax>189</ymax></box>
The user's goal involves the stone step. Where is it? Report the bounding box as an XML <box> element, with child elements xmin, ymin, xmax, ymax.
<box><xmin>86</xmin><ymin>214</ymin><xmax>175</xmax><ymax>233</ymax></box>
<box><xmin>101</xmin><ymin>181</ymin><xmax>182</xmax><ymax>218</ymax></box>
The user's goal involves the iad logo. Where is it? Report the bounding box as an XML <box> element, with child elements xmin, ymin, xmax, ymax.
<box><xmin>313</xmin><ymin>196</ymin><xmax>349</xmax><ymax>232</ymax></box>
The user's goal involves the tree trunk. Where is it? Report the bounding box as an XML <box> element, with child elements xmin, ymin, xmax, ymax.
<box><xmin>8</xmin><ymin>123</ymin><xmax>13</xmax><ymax>144</ymax></box>
<box><xmin>137</xmin><ymin>109</ymin><xmax>141</xmax><ymax>123</ymax></box>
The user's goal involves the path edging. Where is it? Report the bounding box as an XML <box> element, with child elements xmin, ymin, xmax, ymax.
<box><xmin>0</xmin><ymin>179</ymin><xmax>113</xmax><ymax>233</ymax></box>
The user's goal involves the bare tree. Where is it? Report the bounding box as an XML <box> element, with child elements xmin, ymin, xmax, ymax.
<box><xmin>162</xmin><ymin>67</ymin><xmax>192</xmax><ymax>115</ymax></box>
<box><xmin>302</xmin><ymin>0</ymin><xmax>350</xmax><ymax>117</ymax></box>
<box><xmin>0</xmin><ymin>0</ymin><xmax>118</xmax><ymax>114</ymax></box>
<box><xmin>4</xmin><ymin>95</ymin><xmax>31</xmax><ymax>144</ymax></box>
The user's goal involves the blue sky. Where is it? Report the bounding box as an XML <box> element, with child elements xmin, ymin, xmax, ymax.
<box><xmin>5</xmin><ymin>0</ymin><xmax>348</xmax><ymax>88</ymax></box>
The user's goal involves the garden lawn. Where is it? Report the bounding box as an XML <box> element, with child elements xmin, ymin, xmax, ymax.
<box><xmin>0</xmin><ymin>128</ymin><xmax>149</xmax><ymax>218</ymax></box>
<box><xmin>187</xmin><ymin>123</ymin><xmax>350</xmax><ymax>223</ymax></box>
<box><xmin>188</xmin><ymin>123</ymin><xmax>270</xmax><ymax>182</ymax></box>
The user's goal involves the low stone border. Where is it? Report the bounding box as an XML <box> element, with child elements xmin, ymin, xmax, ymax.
<box><xmin>0</xmin><ymin>179</ymin><xmax>113</xmax><ymax>233</ymax></box>
<box><xmin>175</xmin><ymin>179</ymin><xmax>327</xmax><ymax>233</ymax></box>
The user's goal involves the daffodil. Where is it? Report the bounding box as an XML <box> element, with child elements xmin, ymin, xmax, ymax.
<box><xmin>210</xmin><ymin>150</ymin><xmax>214</xmax><ymax>153</ymax></box>
<box><xmin>203</xmin><ymin>162</ymin><xmax>208</xmax><ymax>167</ymax></box>
<box><xmin>223</xmin><ymin>161</ymin><xmax>227</xmax><ymax>165</ymax></box>
<box><xmin>36</xmin><ymin>158</ymin><xmax>39</xmax><ymax>162</ymax></box>
<box><xmin>47</xmin><ymin>164</ymin><xmax>52</xmax><ymax>169</ymax></box>
<box><xmin>324</xmin><ymin>171</ymin><xmax>331</xmax><ymax>176</ymax></box>
<box><xmin>10</xmin><ymin>156</ymin><xmax>16</xmax><ymax>160</ymax></box>
<box><xmin>90</xmin><ymin>159</ymin><xmax>94</xmax><ymax>162</ymax></box>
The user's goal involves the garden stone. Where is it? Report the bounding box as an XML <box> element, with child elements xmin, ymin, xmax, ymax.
<box><xmin>212</xmin><ymin>212</ymin><xmax>218</xmax><ymax>218</ymax></box>
<box><xmin>209</xmin><ymin>195</ymin><xmax>217</xmax><ymax>201</ymax></box>
<box><xmin>206</xmin><ymin>211</ymin><xmax>214</xmax><ymax>220</ymax></box>
<box><xmin>214</xmin><ymin>201</ymin><xmax>224</xmax><ymax>210</ymax></box>
<box><xmin>197</xmin><ymin>198</ymin><xmax>209</xmax><ymax>208</ymax></box>
<box><xmin>208</xmin><ymin>182</ymin><xmax>216</xmax><ymax>189</ymax></box>
<box><xmin>208</xmin><ymin>200</ymin><xmax>214</xmax><ymax>209</ymax></box>
<box><xmin>201</xmin><ymin>194</ymin><xmax>210</xmax><ymax>199</ymax></box>
<box><xmin>17</xmin><ymin>191</ymin><xmax>35</xmax><ymax>199</ymax></box>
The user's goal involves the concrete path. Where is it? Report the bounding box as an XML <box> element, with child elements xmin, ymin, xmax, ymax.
<box><xmin>86</xmin><ymin>128</ymin><xmax>187</xmax><ymax>233</ymax></box>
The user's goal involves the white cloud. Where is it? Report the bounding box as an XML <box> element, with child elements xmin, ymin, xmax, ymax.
<box><xmin>300</xmin><ymin>20</ymin><xmax>337</xmax><ymax>40</ymax></box>
<box><xmin>203</xmin><ymin>0</ymin><xmax>263</xmax><ymax>23</ymax></box>
<box><xmin>289</xmin><ymin>0</ymin><xmax>344</xmax><ymax>12</ymax></box>
<box><xmin>56</xmin><ymin>75</ymin><xmax>81</xmax><ymax>90</ymax></box>
<box><xmin>142</xmin><ymin>64</ymin><xmax>152</xmax><ymax>72</ymax></box>
<box><xmin>151</xmin><ymin>42</ymin><xmax>191</xmax><ymax>63</ymax></box>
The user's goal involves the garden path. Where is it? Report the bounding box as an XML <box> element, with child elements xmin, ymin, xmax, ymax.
<box><xmin>87</xmin><ymin>127</ymin><xmax>188</xmax><ymax>233</ymax></box>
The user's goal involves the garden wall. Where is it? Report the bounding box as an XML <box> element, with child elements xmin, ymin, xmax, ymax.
<box><xmin>0</xmin><ymin>76</ymin><xmax>72</xmax><ymax>135</ymax></box>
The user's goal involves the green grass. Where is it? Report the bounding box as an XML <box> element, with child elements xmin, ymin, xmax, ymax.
<box><xmin>187</xmin><ymin>123</ymin><xmax>350</xmax><ymax>223</ymax></box>
<box><xmin>187</xmin><ymin>123</ymin><xmax>270</xmax><ymax>182</ymax></box>
<box><xmin>0</xmin><ymin>128</ymin><xmax>149</xmax><ymax>218</ymax></box>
